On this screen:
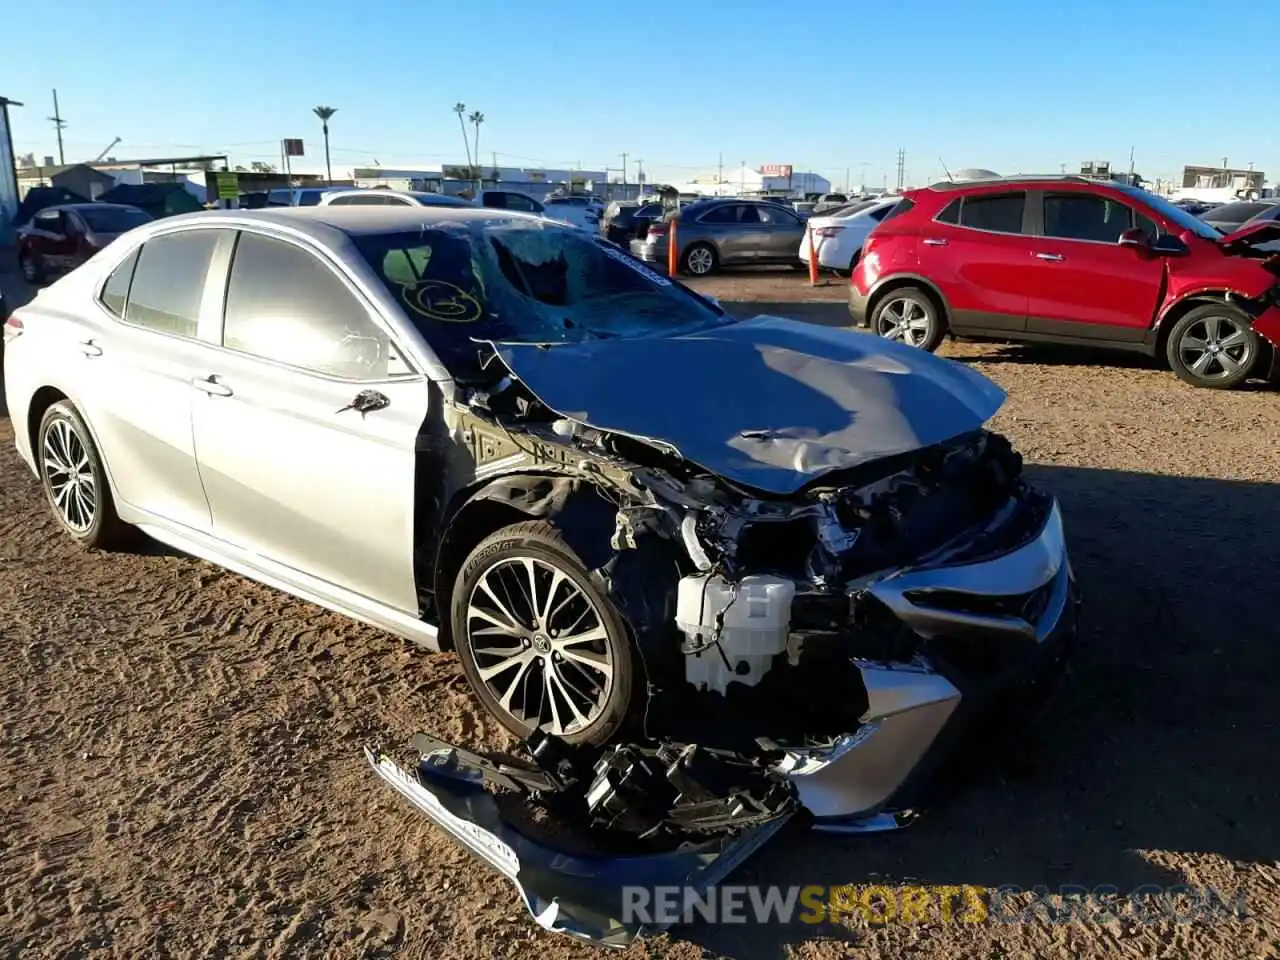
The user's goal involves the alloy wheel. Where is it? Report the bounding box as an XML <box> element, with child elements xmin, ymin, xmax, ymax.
<box><xmin>1177</xmin><ymin>314</ymin><xmax>1254</xmax><ymax>382</ymax></box>
<box><xmin>876</xmin><ymin>297</ymin><xmax>932</xmax><ymax>347</ymax></box>
<box><xmin>20</xmin><ymin>256</ymin><xmax>37</xmax><ymax>283</ymax></box>
<box><xmin>42</xmin><ymin>418</ymin><xmax>97</xmax><ymax>533</ymax></box>
<box><xmin>686</xmin><ymin>246</ymin><xmax>715</xmax><ymax>275</ymax></box>
<box><xmin>465</xmin><ymin>556</ymin><xmax>614</xmax><ymax>737</ymax></box>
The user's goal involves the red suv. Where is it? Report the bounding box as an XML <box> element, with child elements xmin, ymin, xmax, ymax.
<box><xmin>849</xmin><ymin>176</ymin><xmax>1280</xmax><ymax>389</ymax></box>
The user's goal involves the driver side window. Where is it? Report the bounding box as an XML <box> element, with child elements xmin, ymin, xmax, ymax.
<box><xmin>222</xmin><ymin>232</ymin><xmax>411</xmax><ymax>380</ymax></box>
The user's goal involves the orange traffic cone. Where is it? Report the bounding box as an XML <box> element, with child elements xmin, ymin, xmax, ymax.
<box><xmin>807</xmin><ymin>223</ymin><xmax>820</xmax><ymax>286</ymax></box>
<box><xmin>668</xmin><ymin>219</ymin><xmax>679</xmax><ymax>277</ymax></box>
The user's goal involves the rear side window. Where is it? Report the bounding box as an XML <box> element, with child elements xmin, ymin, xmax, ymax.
<box><xmin>222</xmin><ymin>232</ymin><xmax>400</xmax><ymax>380</ymax></box>
<box><xmin>1043</xmin><ymin>193</ymin><xmax>1133</xmax><ymax>243</ymax></box>
<box><xmin>100</xmin><ymin>248</ymin><xmax>140</xmax><ymax>318</ymax></box>
<box><xmin>958</xmin><ymin>193</ymin><xmax>1025</xmax><ymax>233</ymax></box>
<box><xmin>879</xmin><ymin>198</ymin><xmax>916</xmax><ymax>223</ymax></box>
<box><xmin>124</xmin><ymin>231</ymin><xmax>220</xmax><ymax>337</ymax></box>
<box><xmin>935</xmin><ymin>199</ymin><xmax>960</xmax><ymax>224</ymax></box>
<box><xmin>698</xmin><ymin>205</ymin><xmax>739</xmax><ymax>224</ymax></box>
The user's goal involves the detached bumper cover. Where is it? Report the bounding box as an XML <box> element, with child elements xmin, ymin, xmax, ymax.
<box><xmin>368</xmin><ymin>497</ymin><xmax>1077</xmax><ymax>947</ymax></box>
<box><xmin>365</xmin><ymin>745</ymin><xmax>792</xmax><ymax>948</ymax></box>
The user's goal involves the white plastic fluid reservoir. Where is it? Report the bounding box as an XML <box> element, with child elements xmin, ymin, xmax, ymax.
<box><xmin>675</xmin><ymin>574</ymin><xmax>796</xmax><ymax>696</ymax></box>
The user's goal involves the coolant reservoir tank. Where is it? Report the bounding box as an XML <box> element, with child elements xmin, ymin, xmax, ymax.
<box><xmin>675</xmin><ymin>574</ymin><xmax>796</xmax><ymax>696</ymax></box>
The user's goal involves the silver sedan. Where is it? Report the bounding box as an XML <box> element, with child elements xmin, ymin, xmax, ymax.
<box><xmin>4</xmin><ymin>206</ymin><xmax>1075</xmax><ymax>834</ymax></box>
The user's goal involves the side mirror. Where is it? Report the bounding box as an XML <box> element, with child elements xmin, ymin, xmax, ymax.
<box><xmin>1118</xmin><ymin>228</ymin><xmax>1150</xmax><ymax>252</ymax></box>
<box><xmin>1151</xmin><ymin>233</ymin><xmax>1190</xmax><ymax>257</ymax></box>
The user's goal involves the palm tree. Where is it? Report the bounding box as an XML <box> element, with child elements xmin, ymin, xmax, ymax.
<box><xmin>469</xmin><ymin>110</ymin><xmax>485</xmax><ymax>189</ymax></box>
<box><xmin>313</xmin><ymin>105</ymin><xmax>337</xmax><ymax>184</ymax></box>
<box><xmin>453</xmin><ymin>103</ymin><xmax>473</xmax><ymax>174</ymax></box>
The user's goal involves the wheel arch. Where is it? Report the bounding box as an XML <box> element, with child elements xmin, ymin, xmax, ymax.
<box><xmin>429</xmin><ymin>473</ymin><xmax>629</xmax><ymax>651</ymax></box>
<box><xmin>1153</xmin><ymin>290</ymin><xmax>1272</xmax><ymax>363</ymax></box>
<box><xmin>26</xmin><ymin>386</ymin><xmax>127</xmax><ymax>514</ymax></box>
<box><xmin>867</xmin><ymin>274</ymin><xmax>952</xmax><ymax>330</ymax></box>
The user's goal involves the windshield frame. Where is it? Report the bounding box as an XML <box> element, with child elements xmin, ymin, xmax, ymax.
<box><xmin>1114</xmin><ymin>185</ymin><xmax>1223</xmax><ymax>241</ymax></box>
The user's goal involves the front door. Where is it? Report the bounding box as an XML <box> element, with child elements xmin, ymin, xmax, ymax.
<box><xmin>1024</xmin><ymin>191</ymin><xmax>1164</xmax><ymax>341</ymax></box>
<box><xmin>191</xmin><ymin>229</ymin><xmax>431</xmax><ymax>614</ymax></box>
<box><xmin>77</xmin><ymin>230</ymin><xmax>226</xmax><ymax>533</ymax></box>
<box><xmin>756</xmin><ymin>204</ymin><xmax>807</xmax><ymax>261</ymax></box>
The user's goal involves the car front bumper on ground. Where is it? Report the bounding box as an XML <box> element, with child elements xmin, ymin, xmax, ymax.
<box><xmin>367</xmin><ymin>497</ymin><xmax>1077</xmax><ymax>947</ymax></box>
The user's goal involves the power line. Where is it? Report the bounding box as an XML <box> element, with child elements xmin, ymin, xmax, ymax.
<box><xmin>48</xmin><ymin>89</ymin><xmax>66</xmax><ymax>165</ymax></box>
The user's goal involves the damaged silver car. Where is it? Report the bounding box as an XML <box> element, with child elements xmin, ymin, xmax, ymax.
<box><xmin>5</xmin><ymin>206</ymin><xmax>1077</xmax><ymax>948</ymax></box>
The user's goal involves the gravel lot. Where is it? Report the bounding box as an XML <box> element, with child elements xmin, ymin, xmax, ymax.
<box><xmin>3</xmin><ymin>264</ymin><xmax>1279</xmax><ymax>959</ymax></box>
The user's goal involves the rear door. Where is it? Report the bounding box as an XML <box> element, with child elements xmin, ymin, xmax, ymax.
<box><xmin>1024</xmin><ymin>190</ymin><xmax>1163</xmax><ymax>341</ymax></box>
<box><xmin>190</xmin><ymin>229</ymin><xmax>430</xmax><ymax>613</ymax></box>
<box><xmin>919</xmin><ymin>190</ymin><xmax>1031</xmax><ymax>334</ymax></box>
<box><xmin>77</xmin><ymin>229</ymin><xmax>228</xmax><ymax>533</ymax></box>
<box><xmin>31</xmin><ymin>209</ymin><xmax>77</xmax><ymax>273</ymax></box>
<box><xmin>695</xmin><ymin>204</ymin><xmax>752</xmax><ymax>264</ymax></box>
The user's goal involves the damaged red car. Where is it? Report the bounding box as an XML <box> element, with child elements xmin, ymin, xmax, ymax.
<box><xmin>6</xmin><ymin>206</ymin><xmax>1077</xmax><ymax>947</ymax></box>
<box><xmin>849</xmin><ymin>176</ymin><xmax>1280</xmax><ymax>389</ymax></box>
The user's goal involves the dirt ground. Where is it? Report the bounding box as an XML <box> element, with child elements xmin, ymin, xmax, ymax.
<box><xmin>3</xmin><ymin>265</ymin><xmax>1280</xmax><ymax>959</ymax></box>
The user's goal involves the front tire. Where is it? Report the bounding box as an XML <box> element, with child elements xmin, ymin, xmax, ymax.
<box><xmin>682</xmin><ymin>242</ymin><xmax>718</xmax><ymax>277</ymax></box>
<box><xmin>37</xmin><ymin>401</ymin><xmax>134</xmax><ymax>549</ymax></box>
<box><xmin>871</xmin><ymin>286</ymin><xmax>945</xmax><ymax>351</ymax></box>
<box><xmin>451</xmin><ymin>521</ymin><xmax>635</xmax><ymax>747</ymax></box>
<box><xmin>1166</xmin><ymin>303</ymin><xmax>1261</xmax><ymax>389</ymax></box>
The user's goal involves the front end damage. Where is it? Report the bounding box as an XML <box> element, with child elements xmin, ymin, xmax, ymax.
<box><xmin>376</xmin><ymin>320</ymin><xmax>1079</xmax><ymax>946</ymax></box>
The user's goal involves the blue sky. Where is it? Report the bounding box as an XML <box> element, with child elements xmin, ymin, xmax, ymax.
<box><xmin>5</xmin><ymin>0</ymin><xmax>1276</xmax><ymax>189</ymax></box>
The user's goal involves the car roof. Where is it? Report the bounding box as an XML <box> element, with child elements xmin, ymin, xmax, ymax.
<box><xmin>45</xmin><ymin>202</ymin><xmax>141</xmax><ymax>213</ymax></box>
<box><xmin>151</xmin><ymin>205</ymin><xmax>542</xmax><ymax>239</ymax></box>
<box><xmin>925</xmin><ymin>174</ymin><xmax>1106</xmax><ymax>191</ymax></box>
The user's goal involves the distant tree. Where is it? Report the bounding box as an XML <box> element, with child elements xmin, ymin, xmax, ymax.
<box><xmin>233</xmin><ymin>164</ymin><xmax>248</xmax><ymax>172</ymax></box>
<box><xmin>17</xmin><ymin>151</ymin><xmax>36</xmax><ymax>168</ymax></box>
<box><xmin>249</xmin><ymin>161</ymin><xmax>275</xmax><ymax>173</ymax></box>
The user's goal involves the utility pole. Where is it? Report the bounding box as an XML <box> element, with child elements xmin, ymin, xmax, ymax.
<box><xmin>740</xmin><ymin>160</ymin><xmax>745</xmax><ymax>195</ymax></box>
<box><xmin>718</xmin><ymin>152</ymin><xmax>724</xmax><ymax>194</ymax></box>
<box><xmin>844</xmin><ymin>166</ymin><xmax>850</xmax><ymax>193</ymax></box>
<box><xmin>1127</xmin><ymin>145</ymin><xmax>1135</xmax><ymax>184</ymax></box>
<box><xmin>895</xmin><ymin>147</ymin><xmax>905</xmax><ymax>191</ymax></box>
<box><xmin>49</xmin><ymin>89</ymin><xmax>66</xmax><ymax>165</ymax></box>
<box><xmin>619</xmin><ymin>152</ymin><xmax>628</xmax><ymax>189</ymax></box>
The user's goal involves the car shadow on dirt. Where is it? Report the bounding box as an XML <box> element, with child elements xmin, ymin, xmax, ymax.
<box><xmin>672</xmin><ymin>464</ymin><xmax>1280</xmax><ymax>956</ymax></box>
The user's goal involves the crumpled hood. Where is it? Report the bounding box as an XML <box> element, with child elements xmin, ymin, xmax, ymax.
<box><xmin>494</xmin><ymin>316</ymin><xmax>1006</xmax><ymax>495</ymax></box>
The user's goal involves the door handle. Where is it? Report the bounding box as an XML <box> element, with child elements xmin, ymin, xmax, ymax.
<box><xmin>1034</xmin><ymin>252</ymin><xmax>1065</xmax><ymax>262</ymax></box>
<box><xmin>922</xmin><ymin>237</ymin><xmax>948</xmax><ymax>247</ymax></box>
<box><xmin>191</xmin><ymin>375</ymin><xmax>233</xmax><ymax>397</ymax></box>
<box><xmin>336</xmin><ymin>389</ymin><xmax>390</xmax><ymax>417</ymax></box>
<box><xmin>79</xmin><ymin>339</ymin><xmax>103</xmax><ymax>358</ymax></box>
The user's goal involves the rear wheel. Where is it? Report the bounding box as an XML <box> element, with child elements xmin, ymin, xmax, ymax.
<box><xmin>871</xmin><ymin>286</ymin><xmax>945</xmax><ymax>351</ymax></box>
<box><xmin>683</xmin><ymin>242</ymin><xmax>718</xmax><ymax>276</ymax></box>
<box><xmin>19</xmin><ymin>251</ymin><xmax>44</xmax><ymax>284</ymax></box>
<box><xmin>37</xmin><ymin>401</ymin><xmax>134</xmax><ymax>549</ymax></box>
<box><xmin>451</xmin><ymin>522</ymin><xmax>635</xmax><ymax>747</ymax></box>
<box><xmin>1166</xmin><ymin>303</ymin><xmax>1261</xmax><ymax>389</ymax></box>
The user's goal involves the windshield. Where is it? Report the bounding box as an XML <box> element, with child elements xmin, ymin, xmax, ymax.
<box><xmin>79</xmin><ymin>206</ymin><xmax>152</xmax><ymax>233</ymax></box>
<box><xmin>354</xmin><ymin>218</ymin><xmax>730</xmax><ymax>378</ymax></box>
<box><xmin>1115</xmin><ymin>185</ymin><xmax>1222</xmax><ymax>240</ymax></box>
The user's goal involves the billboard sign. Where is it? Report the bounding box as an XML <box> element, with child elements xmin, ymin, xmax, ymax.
<box><xmin>283</xmin><ymin>138</ymin><xmax>305</xmax><ymax>157</ymax></box>
<box><xmin>759</xmin><ymin>164</ymin><xmax>793</xmax><ymax>178</ymax></box>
